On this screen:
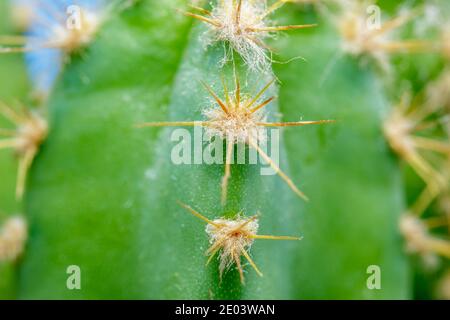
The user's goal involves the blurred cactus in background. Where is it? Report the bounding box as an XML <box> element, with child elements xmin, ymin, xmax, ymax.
<box><xmin>0</xmin><ymin>0</ymin><xmax>449</xmax><ymax>300</ymax></box>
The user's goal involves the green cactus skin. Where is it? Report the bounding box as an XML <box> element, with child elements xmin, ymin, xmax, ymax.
<box><xmin>17</xmin><ymin>0</ymin><xmax>193</xmax><ymax>299</ymax></box>
<box><xmin>272</xmin><ymin>8</ymin><xmax>411</xmax><ymax>299</ymax></box>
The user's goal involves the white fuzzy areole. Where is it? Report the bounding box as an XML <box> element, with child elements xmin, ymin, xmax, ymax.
<box><xmin>52</xmin><ymin>7</ymin><xmax>103</xmax><ymax>53</ymax></box>
<box><xmin>205</xmin><ymin>216</ymin><xmax>259</xmax><ymax>276</ymax></box>
<box><xmin>383</xmin><ymin>107</ymin><xmax>416</xmax><ymax>157</ymax></box>
<box><xmin>0</xmin><ymin>216</ymin><xmax>27</xmax><ymax>262</ymax></box>
<box><xmin>336</xmin><ymin>0</ymin><xmax>407</xmax><ymax>71</ymax></box>
<box><xmin>426</xmin><ymin>69</ymin><xmax>450</xmax><ymax>112</ymax></box>
<box><xmin>202</xmin><ymin>101</ymin><xmax>268</xmax><ymax>144</ymax></box>
<box><xmin>399</xmin><ymin>214</ymin><xmax>441</xmax><ymax>269</ymax></box>
<box><xmin>400</xmin><ymin>214</ymin><xmax>429</xmax><ymax>253</ymax></box>
<box><xmin>15</xmin><ymin>112</ymin><xmax>48</xmax><ymax>155</ymax></box>
<box><xmin>207</xmin><ymin>0</ymin><xmax>273</xmax><ymax>70</ymax></box>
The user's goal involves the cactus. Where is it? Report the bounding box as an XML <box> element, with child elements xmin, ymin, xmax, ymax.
<box><xmin>0</xmin><ymin>0</ymin><xmax>449</xmax><ymax>300</ymax></box>
<box><xmin>0</xmin><ymin>0</ymin><xmax>30</xmax><ymax>299</ymax></box>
